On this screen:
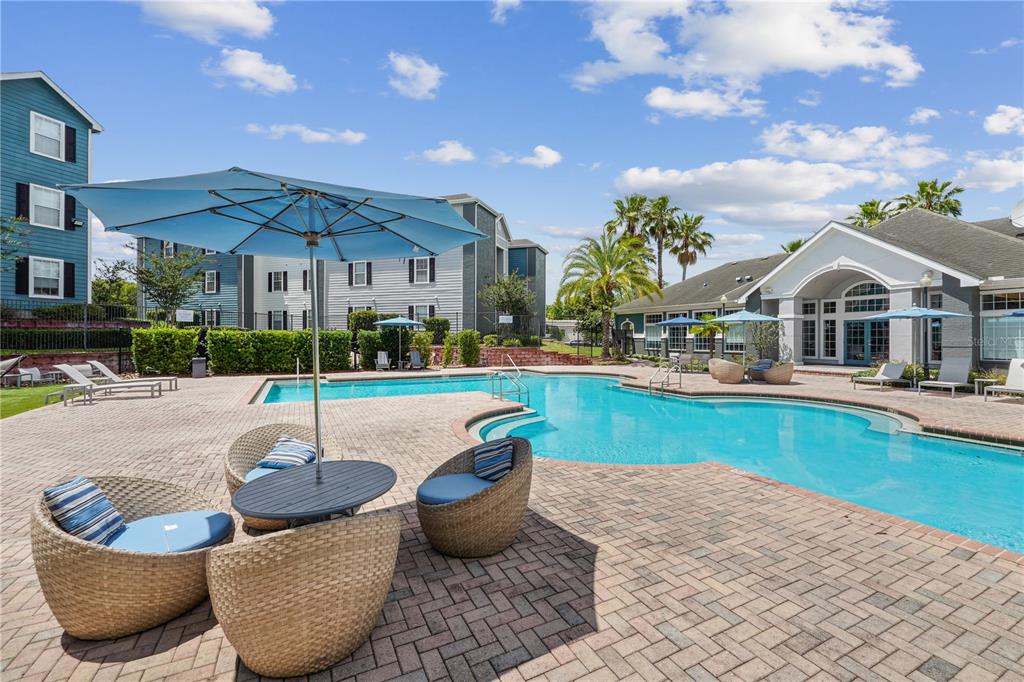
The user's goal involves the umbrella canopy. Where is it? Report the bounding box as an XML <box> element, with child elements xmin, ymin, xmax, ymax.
<box><xmin>707</xmin><ymin>310</ymin><xmax>781</xmax><ymax>324</ymax></box>
<box><xmin>864</xmin><ymin>306</ymin><xmax>969</xmax><ymax>320</ymax></box>
<box><xmin>64</xmin><ymin>168</ymin><xmax>484</xmax><ymax>480</ymax></box>
<box><xmin>374</xmin><ymin>317</ymin><xmax>426</xmax><ymax>328</ymax></box>
<box><xmin>656</xmin><ymin>315</ymin><xmax>704</xmax><ymax>326</ymax></box>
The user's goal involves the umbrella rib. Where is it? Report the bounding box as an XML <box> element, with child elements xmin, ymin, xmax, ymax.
<box><xmin>318</xmin><ymin>196</ymin><xmax>374</xmax><ymax>230</ymax></box>
<box><xmin>107</xmin><ymin>193</ymin><xmax>290</xmax><ymax>230</ymax></box>
<box><xmin>222</xmin><ymin>203</ymin><xmax>300</xmax><ymax>254</ymax></box>
<box><xmin>209</xmin><ymin>191</ymin><xmax>304</xmax><ymax>235</ymax></box>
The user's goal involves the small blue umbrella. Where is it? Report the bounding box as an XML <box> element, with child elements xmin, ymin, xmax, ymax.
<box><xmin>375</xmin><ymin>317</ymin><xmax>426</xmax><ymax>368</ymax></box>
<box><xmin>656</xmin><ymin>315</ymin><xmax>704</xmax><ymax>326</ymax></box>
<box><xmin>866</xmin><ymin>306</ymin><xmax>970</xmax><ymax>384</ymax></box>
<box><xmin>707</xmin><ymin>310</ymin><xmax>781</xmax><ymax>324</ymax></box>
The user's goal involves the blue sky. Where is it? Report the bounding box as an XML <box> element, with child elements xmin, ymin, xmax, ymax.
<box><xmin>3</xmin><ymin>1</ymin><xmax>1022</xmax><ymax>301</ymax></box>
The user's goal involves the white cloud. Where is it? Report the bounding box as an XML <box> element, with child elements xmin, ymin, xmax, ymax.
<box><xmin>714</xmin><ymin>233</ymin><xmax>765</xmax><ymax>244</ymax></box>
<box><xmin>539</xmin><ymin>225</ymin><xmax>598</xmax><ymax>238</ymax></box>
<box><xmin>645</xmin><ymin>86</ymin><xmax>765</xmax><ymax>119</ymax></box>
<box><xmin>90</xmin><ymin>214</ymin><xmax>135</xmax><ymax>266</ymax></box>
<box><xmin>139</xmin><ymin>0</ymin><xmax>274</xmax><ymax>43</ymax></box>
<box><xmin>984</xmin><ymin>105</ymin><xmax>1024</xmax><ymax>135</ymax></box>
<box><xmin>207</xmin><ymin>48</ymin><xmax>297</xmax><ymax>94</ymax></box>
<box><xmin>387</xmin><ymin>52</ymin><xmax>445</xmax><ymax>100</ymax></box>
<box><xmin>414</xmin><ymin>140</ymin><xmax>475</xmax><ymax>164</ymax></box>
<box><xmin>970</xmin><ymin>37</ymin><xmax>1022</xmax><ymax>55</ymax></box>
<box><xmin>494</xmin><ymin>145</ymin><xmax>563</xmax><ymax>168</ymax></box>
<box><xmin>245</xmin><ymin>123</ymin><xmax>366</xmax><ymax>145</ymax></box>
<box><xmin>955</xmin><ymin>149</ymin><xmax>1024</xmax><ymax>192</ymax></box>
<box><xmin>797</xmin><ymin>89</ymin><xmax>822</xmax><ymax>107</ymax></box>
<box><xmin>760</xmin><ymin>121</ymin><xmax>947</xmax><ymax>169</ymax></box>
<box><xmin>491</xmin><ymin>0</ymin><xmax>521</xmax><ymax>24</ymax></box>
<box><xmin>908</xmin><ymin>107</ymin><xmax>940</xmax><ymax>125</ymax></box>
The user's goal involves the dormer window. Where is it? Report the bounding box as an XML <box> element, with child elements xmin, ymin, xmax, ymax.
<box><xmin>30</xmin><ymin>111</ymin><xmax>65</xmax><ymax>161</ymax></box>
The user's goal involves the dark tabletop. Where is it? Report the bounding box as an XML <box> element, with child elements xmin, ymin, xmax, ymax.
<box><xmin>232</xmin><ymin>460</ymin><xmax>397</xmax><ymax>521</ymax></box>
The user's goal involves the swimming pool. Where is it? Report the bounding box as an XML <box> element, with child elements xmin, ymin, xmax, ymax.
<box><xmin>263</xmin><ymin>373</ymin><xmax>1024</xmax><ymax>551</ymax></box>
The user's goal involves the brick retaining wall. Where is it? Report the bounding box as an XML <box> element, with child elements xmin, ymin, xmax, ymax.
<box><xmin>428</xmin><ymin>345</ymin><xmax>592</xmax><ymax>367</ymax></box>
<box><xmin>4</xmin><ymin>351</ymin><xmax>121</xmax><ymax>372</ymax></box>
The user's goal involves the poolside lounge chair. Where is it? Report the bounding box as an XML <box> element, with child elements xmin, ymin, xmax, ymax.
<box><xmin>409</xmin><ymin>350</ymin><xmax>425</xmax><ymax>370</ymax></box>
<box><xmin>375</xmin><ymin>351</ymin><xmax>391</xmax><ymax>371</ymax></box>
<box><xmin>852</xmin><ymin>362</ymin><xmax>909</xmax><ymax>391</ymax></box>
<box><xmin>55</xmin><ymin>364</ymin><xmax>163</xmax><ymax>399</ymax></box>
<box><xmin>985</xmin><ymin>358</ymin><xmax>1024</xmax><ymax>401</ymax></box>
<box><xmin>88</xmin><ymin>360</ymin><xmax>179</xmax><ymax>391</ymax></box>
<box><xmin>917</xmin><ymin>356</ymin><xmax>972</xmax><ymax>397</ymax></box>
<box><xmin>1</xmin><ymin>355</ymin><xmax>25</xmax><ymax>386</ymax></box>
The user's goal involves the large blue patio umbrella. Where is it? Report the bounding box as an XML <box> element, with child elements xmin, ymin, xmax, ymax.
<box><xmin>64</xmin><ymin>168</ymin><xmax>485</xmax><ymax>478</ymax></box>
<box><xmin>375</xmin><ymin>316</ymin><xmax>425</xmax><ymax>368</ymax></box>
<box><xmin>865</xmin><ymin>306</ymin><xmax>970</xmax><ymax>384</ymax></box>
<box><xmin>707</xmin><ymin>310</ymin><xmax>781</xmax><ymax>359</ymax></box>
<box><xmin>656</xmin><ymin>315</ymin><xmax>704</xmax><ymax>326</ymax></box>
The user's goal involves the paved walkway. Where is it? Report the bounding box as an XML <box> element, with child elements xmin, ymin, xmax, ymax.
<box><xmin>1</xmin><ymin>368</ymin><xmax>1022</xmax><ymax>682</ymax></box>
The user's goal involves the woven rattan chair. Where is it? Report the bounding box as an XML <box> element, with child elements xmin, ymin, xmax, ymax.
<box><xmin>416</xmin><ymin>438</ymin><xmax>532</xmax><ymax>558</ymax></box>
<box><xmin>225</xmin><ymin>423</ymin><xmax>317</xmax><ymax>531</ymax></box>
<box><xmin>31</xmin><ymin>476</ymin><xmax>233</xmax><ymax>640</ymax></box>
<box><xmin>207</xmin><ymin>512</ymin><xmax>400</xmax><ymax>678</ymax></box>
<box><xmin>763</xmin><ymin>362</ymin><xmax>795</xmax><ymax>385</ymax></box>
<box><xmin>708</xmin><ymin>358</ymin><xmax>745</xmax><ymax>384</ymax></box>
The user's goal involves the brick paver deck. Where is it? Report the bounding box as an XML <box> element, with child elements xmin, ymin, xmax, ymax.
<box><xmin>1</xmin><ymin>368</ymin><xmax>1021</xmax><ymax>682</ymax></box>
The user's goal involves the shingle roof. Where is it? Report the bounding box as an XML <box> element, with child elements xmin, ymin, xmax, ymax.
<box><xmin>972</xmin><ymin>217</ymin><xmax>1024</xmax><ymax>239</ymax></box>
<box><xmin>509</xmin><ymin>239</ymin><xmax>548</xmax><ymax>254</ymax></box>
<box><xmin>846</xmin><ymin>208</ymin><xmax>1024</xmax><ymax>279</ymax></box>
<box><xmin>615</xmin><ymin>253</ymin><xmax>789</xmax><ymax>313</ymax></box>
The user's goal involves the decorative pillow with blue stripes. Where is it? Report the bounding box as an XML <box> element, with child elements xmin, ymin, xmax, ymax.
<box><xmin>257</xmin><ymin>434</ymin><xmax>317</xmax><ymax>469</ymax></box>
<box><xmin>43</xmin><ymin>476</ymin><xmax>126</xmax><ymax>545</ymax></box>
<box><xmin>473</xmin><ymin>438</ymin><xmax>514</xmax><ymax>481</ymax></box>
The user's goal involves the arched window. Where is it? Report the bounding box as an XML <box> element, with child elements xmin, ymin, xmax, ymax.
<box><xmin>843</xmin><ymin>280</ymin><xmax>889</xmax><ymax>313</ymax></box>
<box><xmin>844</xmin><ymin>282</ymin><xmax>888</xmax><ymax>298</ymax></box>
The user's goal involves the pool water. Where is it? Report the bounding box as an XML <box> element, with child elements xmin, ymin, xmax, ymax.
<box><xmin>264</xmin><ymin>373</ymin><xmax>1024</xmax><ymax>551</ymax></box>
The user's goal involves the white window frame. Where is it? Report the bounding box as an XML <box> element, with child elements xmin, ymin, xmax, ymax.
<box><xmin>204</xmin><ymin>248</ymin><xmax>217</xmax><ymax>255</ymax></box>
<box><xmin>204</xmin><ymin>270</ymin><xmax>217</xmax><ymax>294</ymax></box>
<box><xmin>203</xmin><ymin>309</ymin><xmax>218</xmax><ymax>326</ymax></box>
<box><xmin>162</xmin><ymin>241</ymin><xmax>175</xmax><ymax>258</ymax></box>
<box><xmin>693</xmin><ymin>310</ymin><xmax>715</xmax><ymax>351</ymax></box>
<box><xmin>271</xmin><ymin>271</ymin><xmax>284</xmax><ymax>292</ymax></box>
<box><xmin>352</xmin><ymin>261</ymin><xmax>367</xmax><ymax>287</ymax></box>
<box><xmin>413</xmin><ymin>257</ymin><xmax>430</xmax><ymax>284</ymax></box>
<box><xmin>413</xmin><ymin>304</ymin><xmax>430</xmax><ymax>321</ymax></box>
<box><xmin>644</xmin><ymin>313</ymin><xmax>663</xmax><ymax>352</ymax></box>
<box><xmin>28</xmin><ymin>184</ymin><xmax>64</xmax><ymax>230</ymax></box>
<box><xmin>723</xmin><ymin>308</ymin><xmax>745</xmax><ymax>353</ymax></box>
<box><xmin>30</xmin><ymin>111</ymin><xmax>65</xmax><ymax>161</ymax></box>
<box><xmin>28</xmin><ymin>256</ymin><xmax>63</xmax><ymax>299</ymax></box>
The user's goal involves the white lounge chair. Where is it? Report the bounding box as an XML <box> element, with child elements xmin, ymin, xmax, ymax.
<box><xmin>375</xmin><ymin>351</ymin><xmax>391</xmax><ymax>371</ymax></box>
<box><xmin>87</xmin><ymin>360</ymin><xmax>179</xmax><ymax>391</ymax></box>
<box><xmin>1</xmin><ymin>355</ymin><xmax>25</xmax><ymax>386</ymax></box>
<box><xmin>55</xmin><ymin>364</ymin><xmax>163</xmax><ymax>399</ymax></box>
<box><xmin>985</xmin><ymin>359</ymin><xmax>1024</xmax><ymax>402</ymax></box>
<box><xmin>409</xmin><ymin>350</ymin><xmax>424</xmax><ymax>370</ymax></box>
<box><xmin>917</xmin><ymin>357</ymin><xmax>972</xmax><ymax>397</ymax></box>
<box><xmin>852</xmin><ymin>362</ymin><xmax>909</xmax><ymax>391</ymax></box>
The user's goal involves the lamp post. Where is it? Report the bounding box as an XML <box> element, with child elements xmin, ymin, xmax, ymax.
<box><xmin>919</xmin><ymin>271</ymin><xmax>933</xmax><ymax>379</ymax></box>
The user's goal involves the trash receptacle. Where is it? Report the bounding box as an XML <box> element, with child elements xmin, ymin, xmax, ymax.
<box><xmin>191</xmin><ymin>357</ymin><xmax>207</xmax><ymax>378</ymax></box>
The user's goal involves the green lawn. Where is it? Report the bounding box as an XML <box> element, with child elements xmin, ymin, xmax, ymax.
<box><xmin>542</xmin><ymin>339</ymin><xmax>607</xmax><ymax>358</ymax></box>
<box><xmin>0</xmin><ymin>384</ymin><xmax>62</xmax><ymax>419</ymax></box>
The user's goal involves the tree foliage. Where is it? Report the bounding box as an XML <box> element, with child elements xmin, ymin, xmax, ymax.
<box><xmin>119</xmin><ymin>246</ymin><xmax>209</xmax><ymax>322</ymax></box>
<box><xmin>0</xmin><ymin>216</ymin><xmax>29</xmax><ymax>273</ymax></box>
<box><xmin>604</xmin><ymin>194</ymin><xmax>648</xmax><ymax>237</ymax></box>
<box><xmin>92</xmin><ymin>260</ymin><xmax>137</xmax><ymax>307</ymax></box>
<box><xmin>896</xmin><ymin>179</ymin><xmax>965</xmax><ymax>217</ymax></box>
<box><xmin>847</xmin><ymin>199</ymin><xmax>896</xmax><ymax>228</ymax></box>
<box><xmin>779</xmin><ymin>238</ymin><xmax>806</xmax><ymax>253</ymax></box>
<box><xmin>644</xmin><ymin>195</ymin><xmax>677</xmax><ymax>289</ymax></box>
<box><xmin>667</xmin><ymin>213</ymin><xmax>714</xmax><ymax>281</ymax></box>
<box><xmin>480</xmin><ymin>273</ymin><xmax>536</xmax><ymax>318</ymax></box>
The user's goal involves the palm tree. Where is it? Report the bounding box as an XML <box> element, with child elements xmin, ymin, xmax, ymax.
<box><xmin>604</xmin><ymin>194</ymin><xmax>648</xmax><ymax>237</ymax></box>
<box><xmin>643</xmin><ymin>195</ymin><xmax>677</xmax><ymax>289</ymax></box>
<box><xmin>895</xmin><ymin>179</ymin><xmax>965</xmax><ymax>217</ymax></box>
<box><xmin>847</xmin><ymin>199</ymin><xmax>895</xmax><ymax>228</ymax></box>
<box><xmin>780</xmin><ymin>238</ymin><xmax>805</xmax><ymax>253</ymax></box>
<box><xmin>667</xmin><ymin>213</ymin><xmax>714</xmax><ymax>280</ymax></box>
<box><xmin>691</xmin><ymin>314</ymin><xmax>726</xmax><ymax>356</ymax></box>
<box><xmin>558</xmin><ymin>233</ymin><xmax>660</xmax><ymax>358</ymax></box>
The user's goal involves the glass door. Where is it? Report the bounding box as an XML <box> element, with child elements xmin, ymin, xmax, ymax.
<box><xmin>869</xmin><ymin>321</ymin><xmax>890</xmax><ymax>364</ymax></box>
<box><xmin>844</xmin><ymin>320</ymin><xmax>867</xmax><ymax>365</ymax></box>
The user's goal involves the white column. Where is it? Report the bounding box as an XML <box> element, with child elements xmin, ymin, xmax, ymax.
<box><xmin>888</xmin><ymin>288</ymin><xmax>915</xmax><ymax>364</ymax></box>
<box><xmin>779</xmin><ymin>297</ymin><xmax>800</xmax><ymax>362</ymax></box>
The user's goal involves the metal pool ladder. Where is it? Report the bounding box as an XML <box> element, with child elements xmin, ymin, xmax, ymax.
<box><xmin>648</xmin><ymin>358</ymin><xmax>682</xmax><ymax>395</ymax></box>
<box><xmin>491</xmin><ymin>354</ymin><xmax>530</xmax><ymax>406</ymax></box>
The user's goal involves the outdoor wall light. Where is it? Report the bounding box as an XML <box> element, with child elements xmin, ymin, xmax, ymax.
<box><xmin>919</xmin><ymin>271</ymin><xmax>934</xmax><ymax>288</ymax></box>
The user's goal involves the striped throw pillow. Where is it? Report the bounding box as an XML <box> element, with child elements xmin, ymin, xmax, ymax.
<box><xmin>473</xmin><ymin>438</ymin><xmax>514</xmax><ymax>481</ymax></box>
<box><xmin>257</xmin><ymin>434</ymin><xmax>318</xmax><ymax>469</ymax></box>
<box><xmin>43</xmin><ymin>476</ymin><xmax>126</xmax><ymax>545</ymax></box>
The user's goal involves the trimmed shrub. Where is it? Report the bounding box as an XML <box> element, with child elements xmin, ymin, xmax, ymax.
<box><xmin>379</xmin><ymin>326</ymin><xmax>412</xmax><ymax>366</ymax></box>
<box><xmin>423</xmin><ymin>317</ymin><xmax>450</xmax><ymax>344</ymax></box>
<box><xmin>347</xmin><ymin>310</ymin><xmax>379</xmax><ymax>337</ymax></box>
<box><xmin>482</xmin><ymin>334</ymin><xmax>498</xmax><ymax>347</ymax></box>
<box><xmin>524</xmin><ymin>335</ymin><xmax>541</xmax><ymax>347</ymax></box>
<box><xmin>441</xmin><ymin>332</ymin><xmax>457</xmax><ymax>368</ymax></box>
<box><xmin>411</xmin><ymin>332</ymin><xmax>433</xmax><ymax>368</ymax></box>
<box><xmin>206</xmin><ymin>329</ymin><xmax>353</xmax><ymax>374</ymax></box>
<box><xmin>206</xmin><ymin>329</ymin><xmax>256</xmax><ymax>374</ymax></box>
<box><xmin>458</xmin><ymin>329</ymin><xmax>481</xmax><ymax>367</ymax></box>
<box><xmin>501</xmin><ymin>338</ymin><xmax>520</xmax><ymax>347</ymax></box>
<box><xmin>33</xmin><ymin>303</ymin><xmax>106</xmax><ymax>320</ymax></box>
<box><xmin>132</xmin><ymin>326</ymin><xmax>199</xmax><ymax>375</ymax></box>
<box><xmin>316</xmin><ymin>330</ymin><xmax>353</xmax><ymax>371</ymax></box>
<box><xmin>358</xmin><ymin>330</ymin><xmax>382</xmax><ymax>370</ymax></box>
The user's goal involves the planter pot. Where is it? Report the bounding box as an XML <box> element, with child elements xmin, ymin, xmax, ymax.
<box><xmin>708</xmin><ymin>358</ymin><xmax>744</xmax><ymax>384</ymax></box>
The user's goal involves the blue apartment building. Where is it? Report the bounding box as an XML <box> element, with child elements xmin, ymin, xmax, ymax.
<box><xmin>1</xmin><ymin>72</ymin><xmax>103</xmax><ymax>304</ymax></box>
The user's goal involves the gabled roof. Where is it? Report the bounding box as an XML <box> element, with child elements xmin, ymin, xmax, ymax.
<box><xmin>973</xmin><ymin>217</ymin><xmax>1024</xmax><ymax>239</ymax></box>
<box><xmin>0</xmin><ymin>71</ymin><xmax>103</xmax><ymax>132</ymax></box>
<box><xmin>509</xmin><ymin>238</ymin><xmax>548</xmax><ymax>255</ymax></box>
<box><xmin>615</xmin><ymin>253</ymin><xmax>788</xmax><ymax>313</ymax></box>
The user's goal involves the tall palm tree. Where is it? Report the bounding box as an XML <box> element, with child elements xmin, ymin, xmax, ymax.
<box><xmin>667</xmin><ymin>213</ymin><xmax>714</xmax><ymax>280</ymax></box>
<box><xmin>780</xmin><ymin>238</ymin><xmax>805</xmax><ymax>253</ymax></box>
<box><xmin>604</xmin><ymin>194</ymin><xmax>648</xmax><ymax>237</ymax></box>
<box><xmin>847</xmin><ymin>199</ymin><xmax>895</xmax><ymax>228</ymax></box>
<box><xmin>895</xmin><ymin>179</ymin><xmax>965</xmax><ymax>217</ymax></box>
<box><xmin>558</xmin><ymin>233</ymin><xmax>660</xmax><ymax>358</ymax></box>
<box><xmin>643</xmin><ymin>195</ymin><xmax>677</xmax><ymax>289</ymax></box>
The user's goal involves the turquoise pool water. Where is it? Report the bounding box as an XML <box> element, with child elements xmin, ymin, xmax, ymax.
<box><xmin>264</xmin><ymin>373</ymin><xmax>1024</xmax><ymax>551</ymax></box>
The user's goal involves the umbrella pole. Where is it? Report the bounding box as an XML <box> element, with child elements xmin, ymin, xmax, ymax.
<box><xmin>308</xmin><ymin>245</ymin><xmax>324</xmax><ymax>480</ymax></box>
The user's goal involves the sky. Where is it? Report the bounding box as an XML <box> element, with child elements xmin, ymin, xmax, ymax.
<box><xmin>2</xmin><ymin>1</ymin><xmax>1022</xmax><ymax>302</ymax></box>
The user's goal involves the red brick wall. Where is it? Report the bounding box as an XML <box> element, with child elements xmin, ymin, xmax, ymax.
<box><xmin>5</xmin><ymin>351</ymin><xmax>122</xmax><ymax>373</ymax></box>
<box><xmin>428</xmin><ymin>345</ymin><xmax>592</xmax><ymax>367</ymax></box>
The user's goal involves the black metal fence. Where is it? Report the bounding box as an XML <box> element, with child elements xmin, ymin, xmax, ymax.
<box><xmin>1</xmin><ymin>299</ymin><xmax>142</xmax><ymax>355</ymax></box>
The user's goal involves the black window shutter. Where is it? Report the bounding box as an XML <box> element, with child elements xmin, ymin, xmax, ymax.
<box><xmin>366</xmin><ymin>262</ymin><xmax>372</xmax><ymax>285</ymax></box>
<box><xmin>267</xmin><ymin>272</ymin><xmax>273</xmax><ymax>292</ymax></box>
<box><xmin>429</xmin><ymin>305</ymin><xmax>435</xmax><ymax>317</ymax></box>
<box><xmin>15</xmin><ymin>183</ymin><xmax>29</xmax><ymax>220</ymax></box>
<box><xmin>173</xmin><ymin>243</ymin><xmax>178</xmax><ymax>256</ymax></box>
<box><xmin>282</xmin><ymin>312</ymin><xmax>288</xmax><ymax>330</ymax></box>
<box><xmin>408</xmin><ymin>259</ymin><xmax>415</xmax><ymax>283</ymax></box>
<box><xmin>283</xmin><ymin>271</ymin><xmax>288</xmax><ymax>291</ymax></box>
<box><xmin>215</xmin><ymin>310</ymin><xmax>221</xmax><ymax>326</ymax></box>
<box><xmin>63</xmin><ymin>262</ymin><xmax>75</xmax><ymax>298</ymax></box>
<box><xmin>302</xmin><ymin>309</ymin><xmax>308</xmax><ymax>329</ymax></box>
<box><xmin>302</xmin><ymin>270</ymin><xmax>308</xmax><ymax>291</ymax></box>
<box><xmin>408</xmin><ymin>305</ymin><xmax>414</xmax><ymax>319</ymax></box>
<box><xmin>429</xmin><ymin>257</ymin><xmax>436</xmax><ymax>282</ymax></box>
<box><xmin>64</xmin><ymin>126</ymin><xmax>77</xmax><ymax>163</ymax></box>
<box><xmin>64</xmin><ymin>194</ymin><xmax>77</xmax><ymax>229</ymax></box>
<box><xmin>216</xmin><ymin>271</ymin><xmax>221</xmax><ymax>293</ymax></box>
<box><xmin>14</xmin><ymin>257</ymin><xmax>28</xmax><ymax>294</ymax></box>
<box><xmin>267</xmin><ymin>310</ymin><xmax>272</xmax><ymax>328</ymax></box>
<box><xmin>348</xmin><ymin>263</ymin><xmax>353</xmax><ymax>286</ymax></box>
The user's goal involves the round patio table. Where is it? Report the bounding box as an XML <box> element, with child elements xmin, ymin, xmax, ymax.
<box><xmin>232</xmin><ymin>460</ymin><xmax>396</xmax><ymax>525</ymax></box>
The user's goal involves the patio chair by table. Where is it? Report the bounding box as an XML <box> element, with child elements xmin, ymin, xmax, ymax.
<box><xmin>747</xmin><ymin>359</ymin><xmax>774</xmax><ymax>382</ymax></box>
<box><xmin>409</xmin><ymin>350</ymin><xmax>425</xmax><ymax>370</ymax></box>
<box><xmin>852</xmin><ymin>362</ymin><xmax>909</xmax><ymax>391</ymax></box>
<box><xmin>207</xmin><ymin>512</ymin><xmax>400</xmax><ymax>678</ymax></box>
<box><xmin>763</xmin><ymin>362</ymin><xmax>795</xmax><ymax>385</ymax></box>
<box><xmin>375</xmin><ymin>351</ymin><xmax>391</xmax><ymax>371</ymax></box>
<box><xmin>985</xmin><ymin>358</ymin><xmax>1024</xmax><ymax>401</ymax></box>
<box><xmin>88</xmin><ymin>360</ymin><xmax>179</xmax><ymax>391</ymax></box>
<box><xmin>55</xmin><ymin>364</ymin><xmax>163</xmax><ymax>399</ymax></box>
<box><xmin>917</xmin><ymin>356</ymin><xmax>972</xmax><ymax>398</ymax></box>
<box><xmin>709</xmin><ymin>358</ymin><xmax>745</xmax><ymax>384</ymax></box>
<box><xmin>31</xmin><ymin>476</ymin><xmax>233</xmax><ymax>640</ymax></box>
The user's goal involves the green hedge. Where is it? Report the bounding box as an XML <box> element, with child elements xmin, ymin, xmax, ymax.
<box><xmin>32</xmin><ymin>303</ymin><xmax>107</xmax><ymax>320</ymax></box>
<box><xmin>132</xmin><ymin>327</ymin><xmax>199</xmax><ymax>375</ymax></box>
<box><xmin>1</xmin><ymin>328</ymin><xmax>132</xmax><ymax>352</ymax></box>
<box><xmin>411</xmin><ymin>331</ymin><xmax>433</xmax><ymax>367</ymax></box>
<box><xmin>423</xmin><ymin>317</ymin><xmax>450</xmax><ymax>344</ymax></box>
<box><xmin>458</xmin><ymin>329</ymin><xmax>481</xmax><ymax>367</ymax></box>
<box><xmin>441</xmin><ymin>332</ymin><xmax>457</xmax><ymax>367</ymax></box>
<box><xmin>357</xmin><ymin>330</ymin><xmax>382</xmax><ymax>370</ymax></box>
<box><xmin>207</xmin><ymin>329</ymin><xmax>353</xmax><ymax>374</ymax></box>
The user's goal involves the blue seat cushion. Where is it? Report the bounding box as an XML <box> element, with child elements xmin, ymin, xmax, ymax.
<box><xmin>105</xmin><ymin>510</ymin><xmax>232</xmax><ymax>553</ymax></box>
<box><xmin>244</xmin><ymin>466</ymin><xmax>279</xmax><ymax>482</ymax></box>
<box><xmin>417</xmin><ymin>474</ymin><xmax>494</xmax><ymax>506</ymax></box>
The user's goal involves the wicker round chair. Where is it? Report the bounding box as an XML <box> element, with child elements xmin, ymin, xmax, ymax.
<box><xmin>207</xmin><ymin>512</ymin><xmax>401</xmax><ymax>678</ymax></box>
<box><xmin>225</xmin><ymin>423</ymin><xmax>317</xmax><ymax>531</ymax></box>
<box><xmin>31</xmin><ymin>476</ymin><xmax>234</xmax><ymax>640</ymax></box>
<box><xmin>416</xmin><ymin>438</ymin><xmax>532</xmax><ymax>558</ymax></box>
<box><xmin>763</xmin><ymin>362</ymin><xmax>795</xmax><ymax>385</ymax></box>
<box><xmin>708</xmin><ymin>358</ymin><xmax>745</xmax><ymax>384</ymax></box>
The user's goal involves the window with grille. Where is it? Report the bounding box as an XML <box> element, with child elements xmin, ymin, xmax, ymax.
<box><xmin>802</xmin><ymin>320</ymin><xmax>816</xmax><ymax>357</ymax></box>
